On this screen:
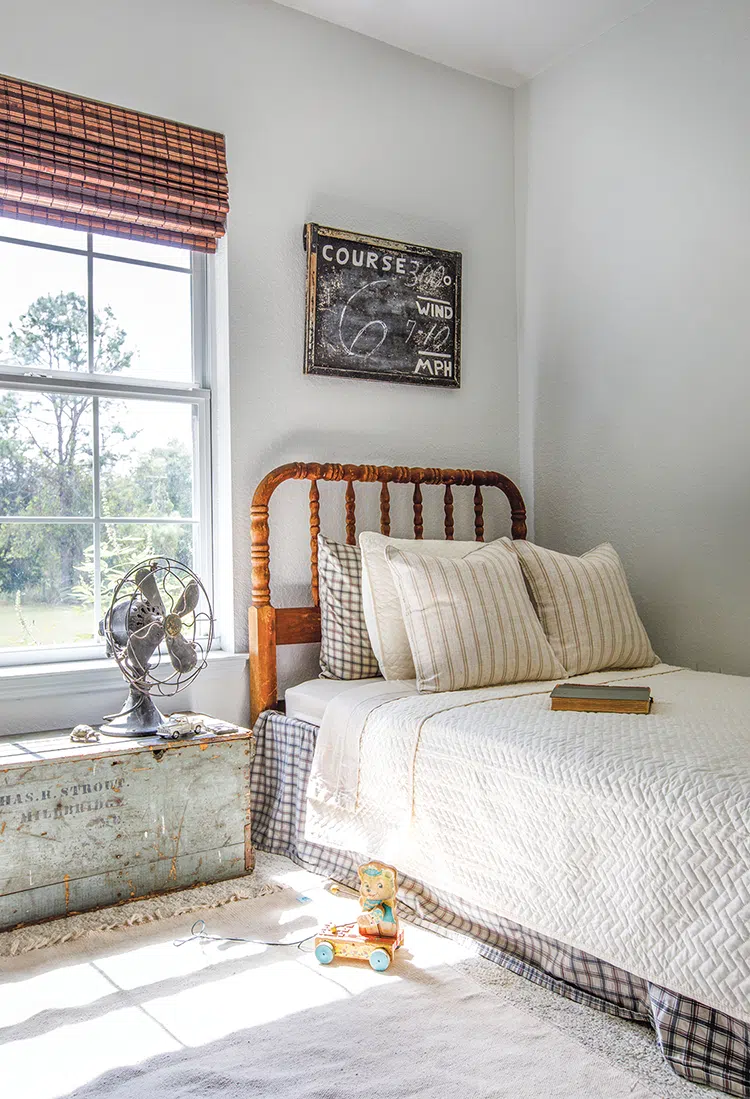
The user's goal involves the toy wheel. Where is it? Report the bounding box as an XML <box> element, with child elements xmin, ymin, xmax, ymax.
<box><xmin>315</xmin><ymin>942</ymin><xmax>335</xmax><ymax>965</ymax></box>
<box><xmin>369</xmin><ymin>948</ymin><xmax>391</xmax><ymax>972</ymax></box>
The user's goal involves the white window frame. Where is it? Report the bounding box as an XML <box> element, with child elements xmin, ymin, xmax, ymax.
<box><xmin>0</xmin><ymin>225</ymin><xmax>215</xmax><ymax>668</ymax></box>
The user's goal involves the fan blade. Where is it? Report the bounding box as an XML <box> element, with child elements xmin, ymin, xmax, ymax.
<box><xmin>134</xmin><ymin>567</ymin><xmax>166</xmax><ymax>615</ymax></box>
<box><xmin>127</xmin><ymin>621</ymin><xmax>165</xmax><ymax>675</ymax></box>
<box><xmin>172</xmin><ymin>579</ymin><xmax>200</xmax><ymax>618</ymax></box>
<box><xmin>166</xmin><ymin>631</ymin><xmax>198</xmax><ymax>674</ymax></box>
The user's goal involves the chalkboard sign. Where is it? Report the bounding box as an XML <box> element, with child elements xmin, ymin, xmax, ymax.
<box><xmin>304</xmin><ymin>224</ymin><xmax>461</xmax><ymax>388</ymax></box>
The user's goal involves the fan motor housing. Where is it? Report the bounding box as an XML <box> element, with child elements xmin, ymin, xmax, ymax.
<box><xmin>99</xmin><ymin>597</ymin><xmax>157</xmax><ymax>652</ymax></box>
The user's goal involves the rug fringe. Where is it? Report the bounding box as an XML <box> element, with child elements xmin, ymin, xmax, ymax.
<box><xmin>1</xmin><ymin>878</ymin><xmax>284</xmax><ymax>957</ymax></box>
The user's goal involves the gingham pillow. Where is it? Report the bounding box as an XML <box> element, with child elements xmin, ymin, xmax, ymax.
<box><xmin>318</xmin><ymin>535</ymin><xmax>380</xmax><ymax>680</ymax></box>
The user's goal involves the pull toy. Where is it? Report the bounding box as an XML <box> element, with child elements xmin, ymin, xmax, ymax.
<box><xmin>315</xmin><ymin>860</ymin><xmax>404</xmax><ymax>972</ymax></box>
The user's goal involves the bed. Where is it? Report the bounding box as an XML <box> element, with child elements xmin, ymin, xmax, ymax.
<box><xmin>247</xmin><ymin>462</ymin><xmax>750</xmax><ymax>1097</ymax></box>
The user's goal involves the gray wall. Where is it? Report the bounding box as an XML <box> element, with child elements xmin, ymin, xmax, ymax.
<box><xmin>517</xmin><ymin>0</ymin><xmax>750</xmax><ymax>675</ymax></box>
<box><xmin>1</xmin><ymin>0</ymin><xmax>518</xmax><ymax>724</ymax></box>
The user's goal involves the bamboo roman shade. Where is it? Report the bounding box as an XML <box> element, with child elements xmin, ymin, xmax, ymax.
<box><xmin>0</xmin><ymin>74</ymin><xmax>228</xmax><ymax>252</ymax></box>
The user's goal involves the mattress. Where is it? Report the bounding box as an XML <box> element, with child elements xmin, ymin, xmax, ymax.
<box><xmin>284</xmin><ymin>676</ymin><xmax>388</xmax><ymax>726</ymax></box>
<box><xmin>306</xmin><ymin>664</ymin><xmax>750</xmax><ymax>1024</ymax></box>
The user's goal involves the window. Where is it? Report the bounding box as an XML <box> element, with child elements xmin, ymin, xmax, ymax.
<box><xmin>0</xmin><ymin>215</ymin><xmax>213</xmax><ymax>664</ymax></box>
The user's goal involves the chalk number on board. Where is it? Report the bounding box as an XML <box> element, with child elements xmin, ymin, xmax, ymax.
<box><xmin>338</xmin><ymin>280</ymin><xmax>388</xmax><ymax>358</ymax></box>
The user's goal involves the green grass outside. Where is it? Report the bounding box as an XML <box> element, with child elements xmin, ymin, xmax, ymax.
<box><xmin>0</xmin><ymin>601</ymin><xmax>96</xmax><ymax>648</ymax></box>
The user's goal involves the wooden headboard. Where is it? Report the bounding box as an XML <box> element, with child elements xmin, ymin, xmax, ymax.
<box><xmin>248</xmin><ymin>463</ymin><xmax>527</xmax><ymax>723</ymax></box>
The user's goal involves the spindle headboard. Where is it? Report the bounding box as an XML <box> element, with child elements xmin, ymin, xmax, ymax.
<box><xmin>248</xmin><ymin>463</ymin><xmax>527</xmax><ymax>723</ymax></box>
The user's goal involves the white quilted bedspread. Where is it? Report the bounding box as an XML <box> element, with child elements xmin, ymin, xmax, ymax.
<box><xmin>306</xmin><ymin>665</ymin><xmax>750</xmax><ymax>1022</ymax></box>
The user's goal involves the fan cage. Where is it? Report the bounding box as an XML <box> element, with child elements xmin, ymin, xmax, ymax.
<box><xmin>105</xmin><ymin>556</ymin><xmax>214</xmax><ymax>699</ymax></box>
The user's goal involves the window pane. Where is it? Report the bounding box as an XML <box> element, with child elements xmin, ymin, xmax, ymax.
<box><xmin>0</xmin><ymin>244</ymin><xmax>88</xmax><ymax>372</ymax></box>
<box><xmin>99</xmin><ymin>399</ymin><xmax>194</xmax><ymax>518</ymax></box>
<box><xmin>92</xmin><ymin>233</ymin><xmax>191</xmax><ymax>269</ymax></box>
<box><xmin>0</xmin><ymin>388</ymin><xmax>93</xmax><ymax>516</ymax></box>
<box><xmin>93</xmin><ymin>258</ymin><xmax>192</xmax><ymax>383</ymax></box>
<box><xmin>98</xmin><ymin>523</ymin><xmax>196</xmax><ymax>613</ymax></box>
<box><xmin>0</xmin><ymin>522</ymin><xmax>95</xmax><ymax>648</ymax></box>
<box><xmin>0</xmin><ymin>214</ymin><xmax>87</xmax><ymax>251</ymax></box>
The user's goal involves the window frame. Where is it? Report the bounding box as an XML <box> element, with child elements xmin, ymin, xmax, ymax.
<box><xmin>0</xmin><ymin>224</ymin><xmax>215</xmax><ymax>668</ymax></box>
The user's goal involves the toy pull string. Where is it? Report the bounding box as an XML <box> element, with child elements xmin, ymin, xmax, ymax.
<box><xmin>173</xmin><ymin>918</ymin><xmax>315</xmax><ymax>951</ymax></box>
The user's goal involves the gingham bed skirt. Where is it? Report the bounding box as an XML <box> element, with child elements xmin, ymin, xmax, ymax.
<box><xmin>250</xmin><ymin>709</ymin><xmax>750</xmax><ymax>1097</ymax></box>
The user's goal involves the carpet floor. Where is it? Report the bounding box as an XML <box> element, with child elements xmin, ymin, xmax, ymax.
<box><xmin>0</xmin><ymin>854</ymin><xmax>723</xmax><ymax>1098</ymax></box>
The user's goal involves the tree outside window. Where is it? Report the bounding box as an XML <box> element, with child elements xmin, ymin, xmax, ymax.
<box><xmin>0</xmin><ymin>221</ymin><xmax>207</xmax><ymax>655</ymax></box>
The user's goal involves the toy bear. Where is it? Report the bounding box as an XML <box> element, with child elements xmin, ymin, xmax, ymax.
<box><xmin>357</xmin><ymin>860</ymin><xmax>399</xmax><ymax>939</ymax></box>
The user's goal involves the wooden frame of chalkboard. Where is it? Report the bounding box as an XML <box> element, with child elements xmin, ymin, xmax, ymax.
<box><xmin>304</xmin><ymin>224</ymin><xmax>462</xmax><ymax>388</ymax></box>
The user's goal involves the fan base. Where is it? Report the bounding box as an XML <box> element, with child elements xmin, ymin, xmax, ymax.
<box><xmin>100</xmin><ymin>688</ymin><xmax>166</xmax><ymax>738</ymax></box>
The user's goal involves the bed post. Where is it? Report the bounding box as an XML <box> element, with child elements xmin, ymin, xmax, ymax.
<box><xmin>250</xmin><ymin>488</ymin><xmax>277</xmax><ymax>726</ymax></box>
<box><xmin>249</xmin><ymin>604</ymin><xmax>276</xmax><ymax>728</ymax></box>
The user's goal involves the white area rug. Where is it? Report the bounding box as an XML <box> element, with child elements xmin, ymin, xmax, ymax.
<box><xmin>0</xmin><ymin>854</ymin><xmax>720</xmax><ymax>1098</ymax></box>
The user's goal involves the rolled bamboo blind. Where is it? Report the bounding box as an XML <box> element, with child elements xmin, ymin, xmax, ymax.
<box><xmin>0</xmin><ymin>74</ymin><xmax>229</xmax><ymax>252</ymax></box>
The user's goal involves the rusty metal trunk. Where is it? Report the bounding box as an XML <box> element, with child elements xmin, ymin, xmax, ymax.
<box><xmin>0</xmin><ymin>727</ymin><xmax>254</xmax><ymax>930</ymax></box>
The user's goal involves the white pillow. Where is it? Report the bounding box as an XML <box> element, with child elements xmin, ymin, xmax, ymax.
<box><xmin>386</xmin><ymin>540</ymin><xmax>565</xmax><ymax>693</ymax></box>
<box><xmin>359</xmin><ymin>531</ymin><xmax>500</xmax><ymax>680</ymax></box>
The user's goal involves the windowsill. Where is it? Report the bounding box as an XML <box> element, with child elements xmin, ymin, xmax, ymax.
<box><xmin>0</xmin><ymin>649</ymin><xmax>248</xmax><ymax>702</ymax></box>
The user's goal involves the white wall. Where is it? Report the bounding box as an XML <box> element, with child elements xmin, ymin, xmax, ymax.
<box><xmin>1</xmin><ymin>0</ymin><xmax>518</xmax><ymax>727</ymax></box>
<box><xmin>0</xmin><ymin>654</ymin><xmax>249</xmax><ymax>739</ymax></box>
<box><xmin>518</xmin><ymin>0</ymin><xmax>750</xmax><ymax>675</ymax></box>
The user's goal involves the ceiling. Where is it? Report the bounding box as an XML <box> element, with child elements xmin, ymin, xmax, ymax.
<box><xmin>270</xmin><ymin>0</ymin><xmax>654</xmax><ymax>86</ymax></box>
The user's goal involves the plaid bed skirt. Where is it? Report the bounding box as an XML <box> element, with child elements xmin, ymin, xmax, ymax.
<box><xmin>250</xmin><ymin>709</ymin><xmax>750</xmax><ymax>1097</ymax></box>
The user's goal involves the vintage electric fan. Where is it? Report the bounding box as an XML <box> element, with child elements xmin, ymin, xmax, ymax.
<box><xmin>99</xmin><ymin>557</ymin><xmax>214</xmax><ymax>737</ymax></box>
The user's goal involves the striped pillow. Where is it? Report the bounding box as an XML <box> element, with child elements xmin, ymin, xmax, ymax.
<box><xmin>359</xmin><ymin>531</ymin><xmax>482</xmax><ymax>681</ymax></box>
<box><xmin>318</xmin><ymin>535</ymin><xmax>380</xmax><ymax>680</ymax></box>
<box><xmin>510</xmin><ymin>540</ymin><xmax>658</xmax><ymax>676</ymax></box>
<box><xmin>385</xmin><ymin>540</ymin><xmax>565</xmax><ymax>693</ymax></box>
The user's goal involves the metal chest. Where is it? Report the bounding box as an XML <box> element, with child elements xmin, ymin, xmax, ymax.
<box><xmin>0</xmin><ymin>726</ymin><xmax>254</xmax><ymax>930</ymax></box>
